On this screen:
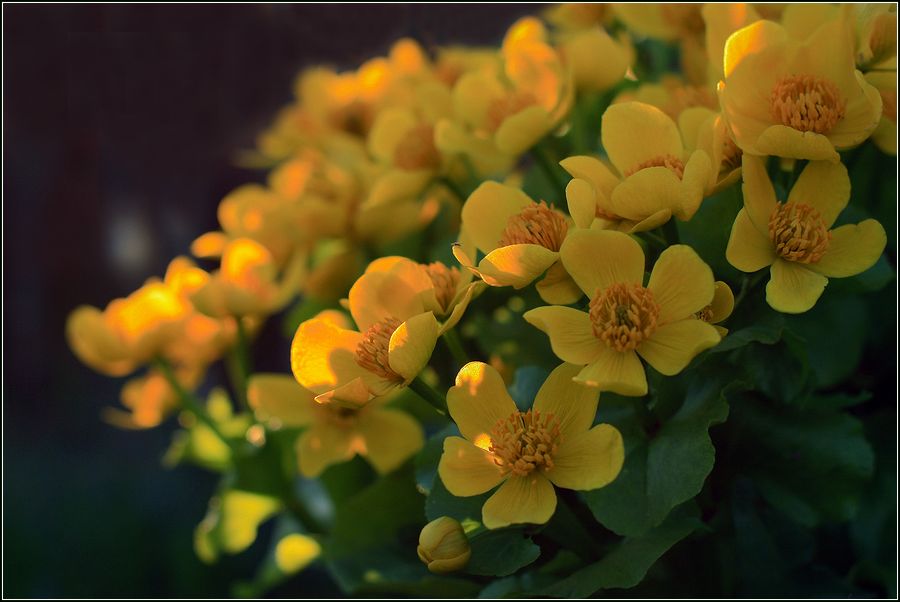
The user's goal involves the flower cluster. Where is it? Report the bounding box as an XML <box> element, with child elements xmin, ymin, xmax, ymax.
<box><xmin>66</xmin><ymin>4</ymin><xmax>895</xmax><ymax>596</ymax></box>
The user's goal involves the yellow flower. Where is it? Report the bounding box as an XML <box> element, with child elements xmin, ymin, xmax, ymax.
<box><xmin>561</xmin><ymin>102</ymin><xmax>712</xmax><ymax>232</ymax></box>
<box><xmin>612</xmin><ymin>76</ymin><xmax>719</xmax><ymax>121</ymax></box>
<box><xmin>191</xmin><ymin>238</ymin><xmax>306</xmax><ymax>319</ymax></box>
<box><xmin>102</xmin><ymin>368</ymin><xmax>198</xmax><ymax>430</ymax></box>
<box><xmin>702</xmin><ymin>3</ymin><xmax>762</xmax><ymax>83</ymax></box>
<box><xmin>678</xmin><ymin>107</ymin><xmax>744</xmax><ymax>194</ymax></box>
<box><xmin>718</xmin><ymin>17</ymin><xmax>883</xmax><ymax>162</ymax></box>
<box><xmin>247</xmin><ymin>373</ymin><xmax>423</xmax><ymax>477</ymax></box>
<box><xmin>356</xmin><ymin>256</ymin><xmax>484</xmax><ymax>335</ymax></box>
<box><xmin>417</xmin><ymin>517</ymin><xmax>471</xmax><ymax>574</ymax></box>
<box><xmin>438</xmin><ymin>362</ymin><xmax>624</xmax><ymax>529</ymax></box>
<box><xmin>436</xmin><ymin>18</ymin><xmax>573</xmax><ymax>160</ymax></box>
<box><xmin>556</xmin><ymin>27</ymin><xmax>631</xmax><ymax>93</ymax></box>
<box><xmin>695</xmin><ymin>281</ymin><xmax>735</xmax><ymax>337</ymax></box>
<box><xmin>854</xmin><ymin>4</ymin><xmax>897</xmax><ymax>69</ymax></box>
<box><xmin>726</xmin><ymin>155</ymin><xmax>887</xmax><ymax>314</ymax></box>
<box><xmin>454</xmin><ymin>181</ymin><xmax>581</xmax><ymax>304</ymax></box>
<box><xmin>291</xmin><ymin>287</ymin><xmax>440</xmax><ymax>408</ymax></box>
<box><xmin>544</xmin><ymin>3</ymin><xmax>612</xmax><ymax>32</ymax></box>
<box><xmin>864</xmin><ymin>57</ymin><xmax>897</xmax><ymax>156</ymax></box>
<box><xmin>524</xmin><ymin>229</ymin><xmax>720</xmax><ymax>396</ymax></box>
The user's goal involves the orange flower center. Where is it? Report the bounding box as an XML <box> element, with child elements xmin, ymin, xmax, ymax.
<box><xmin>768</xmin><ymin>202</ymin><xmax>832</xmax><ymax>263</ymax></box>
<box><xmin>770</xmin><ymin>75</ymin><xmax>846</xmax><ymax>134</ymax></box>
<box><xmin>497</xmin><ymin>201</ymin><xmax>569</xmax><ymax>251</ymax></box>
<box><xmin>660</xmin><ymin>3</ymin><xmax>705</xmax><ymax>37</ymax></box>
<box><xmin>332</xmin><ymin>100</ymin><xmax>373</xmax><ymax>137</ymax></box>
<box><xmin>355</xmin><ymin>317</ymin><xmax>404</xmax><ymax>381</ymax></box>
<box><xmin>489</xmin><ymin>409</ymin><xmax>561</xmax><ymax>477</ymax></box>
<box><xmin>589</xmin><ymin>283</ymin><xmax>660</xmax><ymax>352</ymax></box>
<box><xmin>695</xmin><ymin>305</ymin><xmax>715</xmax><ymax>322</ymax></box>
<box><xmin>424</xmin><ymin>261</ymin><xmax>461</xmax><ymax>313</ymax></box>
<box><xmin>394</xmin><ymin>123</ymin><xmax>441</xmax><ymax>170</ymax></box>
<box><xmin>624</xmin><ymin>154</ymin><xmax>685</xmax><ymax>179</ymax></box>
<box><xmin>486</xmin><ymin>90</ymin><xmax>538</xmax><ymax>132</ymax></box>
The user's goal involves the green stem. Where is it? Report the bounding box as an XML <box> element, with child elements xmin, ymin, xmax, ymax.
<box><xmin>549</xmin><ymin>492</ymin><xmax>598</xmax><ymax>561</ymax></box>
<box><xmin>408</xmin><ymin>376</ymin><xmax>448</xmax><ymax>415</ymax></box>
<box><xmin>153</xmin><ymin>357</ymin><xmax>237</xmax><ymax>453</ymax></box>
<box><xmin>662</xmin><ymin>218</ymin><xmax>680</xmax><ymax>246</ymax></box>
<box><xmin>640</xmin><ymin>230</ymin><xmax>668</xmax><ymax>250</ymax></box>
<box><xmin>438</xmin><ymin>176</ymin><xmax>469</xmax><ymax>202</ymax></box>
<box><xmin>442</xmin><ymin>329</ymin><xmax>469</xmax><ymax>369</ymax></box>
<box><xmin>227</xmin><ymin>318</ymin><xmax>252</xmax><ymax>411</ymax></box>
<box><xmin>734</xmin><ymin>271</ymin><xmax>767</xmax><ymax>309</ymax></box>
<box><xmin>530</xmin><ymin>144</ymin><xmax>567</xmax><ymax>202</ymax></box>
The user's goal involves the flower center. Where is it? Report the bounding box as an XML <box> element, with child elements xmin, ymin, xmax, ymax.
<box><xmin>770</xmin><ymin>75</ymin><xmax>846</xmax><ymax>134</ymax></box>
<box><xmin>624</xmin><ymin>154</ymin><xmax>685</xmax><ymax>179</ymax></box>
<box><xmin>355</xmin><ymin>317</ymin><xmax>404</xmax><ymax>381</ymax></box>
<box><xmin>660</xmin><ymin>3</ymin><xmax>705</xmax><ymax>37</ymax></box>
<box><xmin>497</xmin><ymin>201</ymin><xmax>569</xmax><ymax>250</ymax></box>
<box><xmin>323</xmin><ymin>405</ymin><xmax>361</xmax><ymax>427</ymax></box>
<box><xmin>424</xmin><ymin>261</ymin><xmax>461</xmax><ymax>313</ymax></box>
<box><xmin>394</xmin><ymin>124</ymin><xmax>441</xmax><ymax>170</ymax></box>
<box><xmin>489</xmin><ymin>409</ymin><xmax>561</xmax><ymax>477</ymax></box>
<box><xmin>768</xmin><ymin>202</ymin><xmax>832</xmax><ymax>263</ymax></box>
<box><xmin>589</xmin><ymin>283</ymin><xmax>661</xmax><ymax>352</ymax></box>
<box><xmin>695</xmin><ymin>305</ymin><xmax>715</xmax><ymax>322</ymax></box>
<box><xmin>486</xmin><ymin>91</ymin><xmax>538</xmax><ymax>132</ymax></box>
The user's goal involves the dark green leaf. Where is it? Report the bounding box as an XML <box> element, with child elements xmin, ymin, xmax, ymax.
<box><xmin>466</xmin><ymin>528</ymin><xmax>541</xmax><ymax>577</ymax></box>
<box><xmin>414</xmin><ymin>424</ymin><xmax>459</xmax><ymax>496</ymax></box>
<box><xmin>425</xmin><ymin>475</ymin><xmax>491</xmax><ymax>525</ymax></box>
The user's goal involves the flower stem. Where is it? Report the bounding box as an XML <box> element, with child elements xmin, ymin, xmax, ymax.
<box><xmin>408</xmin><ymin>376</ymin><xmax>448</xmax><ymax>415</ymax></box>
<box><xmin>442</xmin><ymin>329</ymin><xmax>469</xmax><ymax>369</ymax></box>
<box><xmin>438</xmin><ymin>176</ymin><xmax>469</xmax><ymax>202</ymax></box>
<box><xmin>227</xmin><ymin>317</ymin><xmax>252</xmax><ymax>411</ymax></box>
<box><xmin>153</xmin><ymin>357</ymin><xmax>237</xmax><ymax>453</ymax></box>
<box><xmin>662</xmin><ymin>218</ymin><xmax>680</xmax><ymax>246</ymax></box>
<box><xmin>530</xmin><ymin>144</ymin><xmax>567</xmax><ymax>202</ymax></box>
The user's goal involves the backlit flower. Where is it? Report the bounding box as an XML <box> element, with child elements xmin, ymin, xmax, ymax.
<box><xmin>678</xmin><ymin>107</ymin><xmax>744</xmax><ymax>194</ymax></box>
<box><xmin>524</xmin><ymin>229</ymin><xmax>720</xmax><ymax>396</ymax></box>
<box><xmin>438</xmin><ymin>362</ymin><xmax>623</xmax><ymax>529</ymax></box>
<box><xmin>726</xmin><ymin>155</ymin><xmax>886</xmax><ymax>313</ymax></box>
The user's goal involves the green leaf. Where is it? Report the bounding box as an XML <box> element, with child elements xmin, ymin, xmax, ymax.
<box><xmin>507</xmin><ymin>365</ymin><xmax>550</xmax><ymax>411</ymax></box>
<box><xmin>711</xmin><ymin>307</ymin><xmax>785</xmax><ymax>353</ymax></box>
<box><xmin>730</xmin><ymin>399</ymin><xmax>875</xmax><ymax>527</ymax></box>
<box><xmin>540</xmin><ymin>504</ymin><xmax>700</xmax><ymax>597</ymax></box>
<box><xmin>414</xmin><ymin>424</ymin><xmax>459</xmax><ymax>496</ymax></box>
<box><xmin>584</xmin><ymin>373</ymin><xmax>742</xmax><ymax>536</ymax></box>
<box><xmin>425</xmin><ymin>474</ymin><xmax>491</xmax><ymax>525</ymax></box>
<box><xmin>466</xmin><ymin>528</ymin><xmax>541</xmax><ymax>577</ymax></box>
<box><xmin>676</xmin><ymin>183</ymin><xmax>743</xmax><ymax>282</ymax></box>
<box><xmin>734</xmin><ymin>330</ymin><xmax>813</xmax><ymax>404</ymax></box>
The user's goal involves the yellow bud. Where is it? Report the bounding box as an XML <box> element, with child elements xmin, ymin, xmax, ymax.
<box><xmin>416</xmin><ymin>517</ymin><xmax>471</xmax><ymax>574</ymax></box>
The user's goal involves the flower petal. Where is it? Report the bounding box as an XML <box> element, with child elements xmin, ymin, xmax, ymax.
<box><xmin>313</xmin><ymin>377</ymin><xmax>377</xmax><ymax>409</ymax></box>
<box><xmin>637</xmin><ymin>320</ymin><xmax>721</xmax><ymax>376</ymax></box>
<box><xmin>533</xmin><ymin>362</ymin><xmax>599</xmax><ymax>436</ymax></box>
<box><xmin>549</xmin><ymin>424</ymin><xmax>624</xmax><ymax>491</ymax></box>
<box><xmin>461</xmin><ymin>181</ymin><xmax>534</xmax><ymax>254</ymax></box>
<box><xmin>356</xmin><ymin>408</ymin><xmax>424</xmax><ymax>474</ymax></box>
<box><xmin>709</xmin><ymin>281</ymin><xmax>735</xmax><ymax>323</ymax></box>
<box><xmin>247</xmin><ymin>374</ymin><xmax>316</xmax><ymax>427</ymax></box>
<box><xmin>566</xmin><ymin>178</ymin><xmax>598</xmax><ymax>229</ymax></box>
<box><xmin>368</xmin><ymin>108</ymin><xmax>418</xmax><ymax>163</ymax></box>
<box><xmin>560</xmin><ymin>229</ymin><xmax>645</xmax><ymax>297</ymax></box>
<box><xmin>290</xmin><ymin>319</ymin><xmax>365</xmax><ymax>395</ymax></box>
<box><xmin>438</xmin><ymin>436</ymin><xmax>506</xmax><ymax>497</ymax></box>
<box><xmin>477</xmin><ymin>244</ymin><xmax>559</xmax><ymax>289</ymax></box>
<box><xmin>348</xmin><ymin>270</ymin><xmax>428</xmax><ymax>332</ymax></box>
<box><xmin>495</xmin><ymin>105</ymin><xmax>554</xmax><ymax>155</ymax></box>
<box><xmin>448</xmin><ymin>362</ymin><xmax>518</xmax><ymax>443</ymax></box>
<box><xmin>787</xmin><ymin>160</ymin><xmax>850</xmax><ymax>228</ymax></box>
<box><xmin>523</xmin><ymin>306</ymin><xmax>602</xmax><ymax>365</ymax></box>
<box><xmin>560</xmin><ymin>155</ymin><xmax>620</xmax><ymax>200</ymax></box>
<box><xmin>809</xmin><ymin>220</ymin><xmax>887</xmax><ymax>278</ymax></box>
<box><xmin>296</xmin><ymin>423</ymin><xmax>357</xmax><ymax>478</ymax></box>
<box><xmin>648</xmin><ymin>245</ymin><xmax>715</xmax><ymax>323</ymax></box>
<box><xmin>741</xmin><ymin>154</ymin><xmax>777</xmax><ymax>233</ymax></box>
<box><xmin>536</xmin><ymin>261</ymin><xmax>584</xmax><ymax>305</ymax></box>
<box><xmin>388</xmin><ymin>312</ymin><xmax>439</xmax><ymax>382</ymax></box>
<box><xmin>482</xmin><ymin>474</ymin><xmax>557</xmax><ymax>529</ymax></box>
<box><xmin>610</xmin><ymin>167</ymin><xmax>683</xmax><ymax>222</ymax></box>
<box><xmin>602</xmin><ymin>101</ymin><xmax>683</xmax><ymax>177</ymax></box>
<box><xmin>754</xmin><ymin>125</ymin><xmax>840</xmax><ymax>162</ymax></box>
<box><xmin>575</xmin><ymin>347</ymin><xmax>647</xmax><ymax>396</ymax></box>
<box><xmin>726</xmin><ymin>209</ymin><xmax>777</xmax><ymax>273</ymax></box>
<box><xmin>766</xmin><ymin>259</ymin><xmax>828</xmax><ymax>314</ymax></box>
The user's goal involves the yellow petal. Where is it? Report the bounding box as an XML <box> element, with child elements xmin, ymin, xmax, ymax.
<box><xmin>766</xmin><ymin>259</ymin><xmax>828</xmax><ymax>314</ymax></box>
<box><xmin>675</xmin><ymin>149</ymin><xmax>713</xmax><ymax>221</ymax></box>
<box><xmin>438</xmin><ymin>436</ymin><xmax>506</xmax><ymax>497</ymax></box>
<box><xmin>367</xmin><ymin>169</ymin><xmax>433</xmax><ymax>207</ymax></box>
<box><xmin>313</xmin><ymin>377</ymin><xmax>375</xmax><ymax>409</ymax></box>
<box><xmin>482</xmin><ymin>474</ymin><xmax>557</xmax><ymax>529</ymax></box>
<box><xmin>702</xmin><ymin>2</ymin><xmax>761</xmax><ymax>80</ymax></box>
<box><xmin>368</xmin><ymin>108</ymin><xmax>418</xmax><ymax>163</ymax></box>
<box><xmin>781</xmin><ymin>3</ymin><xmax>838</xmax><ymax>41</ymax></box>
<box><xmin>66</xmin><ymin>306</ymin><xmax>135</xmax><ymax>377</ymax></box>
<box><xmin>709</xmin><ymin>281</ymin><xmax>735</xmax><ymax>323</ymax></box>
<box><xmin>290</xmin><ymin>318</ymin><xmax>365</xmax><ymax>395</ymax></box>
<box><xmin>247</xmin><ymin>374</ymin><xmax>315</xmax><ymax>427</ymax></box>
<box><xmin>296</xmin><ymin>423</ymin><xmax>357</xmax><ymax>478</ymax></box>
<box><xmin>602</xmin><ymin>102</ymin><xmax>683</xmax><ymax>177</ymax></box>
<box><xmin>626</xmin><ymin>209</ymin><xmax>673</xmax><ymax>233</ymax></box>
<box><xmin>726</xmin><ymin>209</ymin><xmax>777</xmax><ymax>273</ymax></box>
<box><xmin>461</xmin><ymin>181</ymin><xmax>534</xmax><ymax>254</ymax></box>
<box><xmin>754</xmin><ymin>125</ymin><xmax>840</xmax><ymax>162</ymax></box>
<box><xmin>447</xmin><ymin>362</ymin><xmax>518</xmax><ymax>443</ymax></box>
<box><xmin>566</xmin><ymin>178</ymin><xmax>598</xmax><ymax>229</ymax></box>
<box><xmin>388</xmin><ymin>312</ymin><xmax>439</xmax><ymax>382</ymax></box>
<box><xmin>348</xmin><ymin>270</ymin><xmax>428</xmax><ymax>332</ymax></box>
<box><xmin>787</xmin><ymin>160</ymin><xmax>850</xmax><ymax>228</ymax></box>
<box><xmin>275</xmin><ymin>534</ymin><xmax>321</xmax><ymax>575</ymax></box>
<box><xmin>609</xmin><ymin>167</ymin><xmax>683</xmax><ymax>222</ymax></box>
<box><xmin>477</xmin><ymin>244</ymin><xmax>559</xmax><ymax>289</ymax></box>
<box><xmin>533</xmin><ymin>362</ymin><xmax>599</xmax><ymax>436</ymax></box>
<box><xmin>829</xmin><ymin>71</ymin><xmax>883</xmax><ymax>149</ymax></box>
<box><xmin>637</xmin><ymin>320</ymin><xmax>721</xmax><ymax>376</ymax></box>
<box><xmin>191</xmin><ymin>231</ymin><xmax>228</xmax><ymax>259</ymax></box>
<box><xmin>809</xmin><ymin>220</ymin><xmax>887</xmax><ymax>278</ymax></box>
<box><xmin>562</xmin><ymin>28</ymin><xmax>630</xmax><ymax>92</ymax></box>
<box><xmin>723</xmin><ymin>20</ymin><xmax>788</xmax><ymax>78</ymax></box>
<box><xmin>560</xmin><ymin>229</ymin><xmax>645</xmax><ymax>296</ymax></box>
<box><xmin>356</xmin><ymin>409</ymin><xmax>424</xmax><ymax>474</ymax></box>
<box><xmin>648</xmin><ymin>245</ymin><xmax>715</xmax><ymax>323</ymax></box>
<box><xmin>495</xmin><ymin>105</ymin><xmax>554</xmax><ymax>155</ymax></box>
<box><xmin>523</xmin><ymin>306</ymin><xmax>602</xmax><ymax>365</ymax></box>
<box><xmin>575</xmin><ymin>347</ymin><xmax>647</xmax><ymax>397</ymax></box>
<box><xmin>536</xmin><ymin>261</ymin><xmax>584</xmax><ymax>305</ymax></box>
<box><xmin>549</xmin><ymin>424</ymin><xmax>624</xmax><ymax>491</ymax></box>
<box><xmin>741</xmin><ymin>154</ymin><xmax>778</xmax><ymax>233</ymax></box>
<box><xmin>452</xmin><ymin>70</ymin><xmax>506</xmax><ymax>129</ymax></box>
<box><xmin>559</xmin><ymin>155</ymin><xmax>620</xmax><ymax>202</ymax></box>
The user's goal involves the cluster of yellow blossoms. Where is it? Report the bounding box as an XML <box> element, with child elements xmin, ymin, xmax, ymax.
<box><xmin>66</xmin><ymin>3</ymin><xmax>894</xmax><ymax>577</ymax></box>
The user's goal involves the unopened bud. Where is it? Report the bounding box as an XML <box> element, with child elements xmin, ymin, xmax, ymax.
<box><xmin>416</xmin><ymin>516</ymin><xmax>471</xmax><ymax>574</ymax></box>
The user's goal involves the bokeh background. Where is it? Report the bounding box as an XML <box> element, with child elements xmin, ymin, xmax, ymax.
<box><xmin>3</xmin><ymin>4</ymin><xmax>543</xmax><ymax>596</ymax></box>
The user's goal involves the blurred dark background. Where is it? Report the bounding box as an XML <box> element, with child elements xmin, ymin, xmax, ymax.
<box><xmin>3</xmin><ymin>4</ymin><xmax>542</xmax><ymax>596</ymax></box>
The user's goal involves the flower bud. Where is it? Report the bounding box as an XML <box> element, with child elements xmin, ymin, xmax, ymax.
<box><xmin>416</xmin><ymin>516</ymin><xmax>471</xmax><ymax>574</ymax></box>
